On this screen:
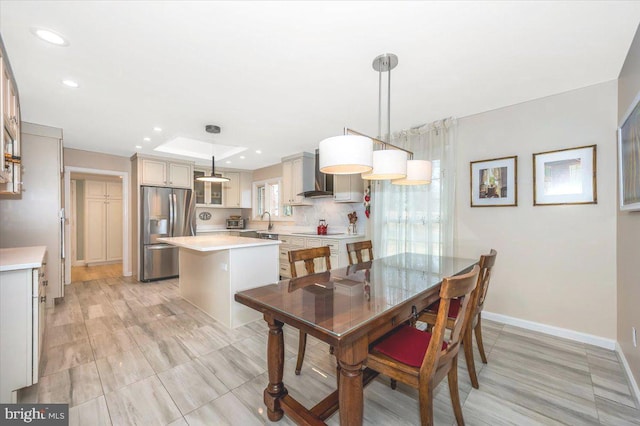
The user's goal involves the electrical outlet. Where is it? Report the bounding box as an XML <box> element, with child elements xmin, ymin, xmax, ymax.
<box><xmin>633</xmin><ymin>327</ymin><xmax>637</xmax><ymax>348</ymax></box>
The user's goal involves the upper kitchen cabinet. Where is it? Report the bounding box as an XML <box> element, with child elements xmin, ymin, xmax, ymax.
<box><xmin>333</xmin><ymin>174</ymin><xmax>364</xmax><ymax>203</ymax></box>
<box><xmin>223</xmin><ymin>171</ymin><xmax>252</xmax><ymax>208</ymax></box>
<box><xmin>0</xmin><ymin>37</ymin><xmax>21</xmax><ymax>195</ymax></box>
<box><xmin>194</xmin><ymin>168</ymin><xmax>252</xmax><ymax>208</ymax></box>
<box><xmin>281</xmin><ymin>152</ymin><xmax>314</xmax><ymax>206</ymax></box>
<box><xmin>133</xmin><ymin>154</ymin><xmax>193</xmax><ymax>188</ymax></box>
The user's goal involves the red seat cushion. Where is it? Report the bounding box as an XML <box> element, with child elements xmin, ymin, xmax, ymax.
<box><xmin>373</xmin><ymin>325</ymin><xmax>447</xmax><ymax>368</ymax></box>
<box><xmin>426</xmin><ymin>298</ymin><xmax>461</xmax><ymax>319</ymax></box>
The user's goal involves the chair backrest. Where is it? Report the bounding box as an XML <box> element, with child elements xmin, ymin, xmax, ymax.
<box><xmin>288</xmin><ymin>246</ymin><xmax>332</xmax><ymax>278</ymax></box>
<box><xmin>475</xmin><ymin>249</ymin><xmax>497</xmax><ymax>312</ymax></box>
<box><xmin>346</xmin><ymin>240</ymin><xmax>373</xmax><ymax>265</ymax></box>
<box><xmin>420</xmin><ymin>265</ymin><xmax>479</xmax><ymax>378</ymax></box>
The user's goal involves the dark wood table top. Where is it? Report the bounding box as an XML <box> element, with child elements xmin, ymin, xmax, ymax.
<box><xmin>235</xmin><ymin>253</ymin><xmax>477</xmax><ymax>339</ymax></box>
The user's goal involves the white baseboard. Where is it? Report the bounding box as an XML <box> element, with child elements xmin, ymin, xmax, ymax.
<box><xmin>482</xmin><ymin>311</ymin><xmax>616</xmax><ymax>350</ymax></box>
<box><xmin>616</xmin><ymin>342</ymin><xmax>640</xmax><ymax>408</ymax></box>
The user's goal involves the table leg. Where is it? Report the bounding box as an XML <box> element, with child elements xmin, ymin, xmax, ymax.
<box><xmin>263</xmin><ymin>315</ymin><xmax>287</xmax><ymax>421</ymax></box>
<box><xmin>337</xmin><ymin>337</ymin><xmax>367</xmax><ymax>426</ymax></box>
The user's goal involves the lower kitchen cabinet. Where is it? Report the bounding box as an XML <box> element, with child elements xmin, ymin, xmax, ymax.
<box><xmin>278</xmin><ymin>234</ymin><xmax>365</xmax><ymax>278</ymax></box>
<box><xmin>0</xmin><ymin>246</ymin><xmax>47</xmax><ymax>403</ymax></box>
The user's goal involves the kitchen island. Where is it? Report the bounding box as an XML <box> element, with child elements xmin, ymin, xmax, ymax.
<box><xmin>158</xmin><ymin>235</ymin><xmax>280</xmax><ymax>329</ymax></box>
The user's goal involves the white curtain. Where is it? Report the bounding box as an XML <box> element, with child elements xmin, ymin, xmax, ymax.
<box><xmin>370</xmin><ymin>118</ymin><xmax>457</xmax><ymax>258</ymax></box>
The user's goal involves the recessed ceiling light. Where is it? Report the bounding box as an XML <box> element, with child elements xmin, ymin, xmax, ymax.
<box><xmin>153</xmin><ymin>127</ymin><xmax>162</xmax><ymax>132</ymax></box>
<box><xmin>255</xmin><ymin>150</ymin><xmax>262</xmax><ymax>154</ymax></box>
<box><xmin>240</xmin><ymin>156</ymin><xmax>245</xmax><ymax>159</ymax></box>
<box><xmin>143</xmin><ymin>137</ymin><xmax>151</xmax><ymax>142</ymax></box>
<box><xmin>225</xmin><ymin>161</ymin><xmax>231</xmax><ymax>164</ymax></box>
<box><xmin>30</xmin><ymin>27</ymin><xmax>69</xmax><ymax>46</ymax></box>
<box><xmin>135</xmin><ymin>145</ymin><xmax>142</xmax><ymax>149</ymax></box>
<box><xmin>62</xmin><ymin>79</ymin><xmax>79</xmax><ymax>88</ymax></box>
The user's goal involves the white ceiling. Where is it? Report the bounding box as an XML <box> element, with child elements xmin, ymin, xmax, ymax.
<box><xmin>1</xmin><ymin>1</ymin><xmax>639</xmax><ymax>170</ymax></box>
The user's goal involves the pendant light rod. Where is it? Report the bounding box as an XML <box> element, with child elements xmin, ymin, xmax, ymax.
<box><xmin>195</xmin><ymin>155</ymin><xmax>230</xmax><ymax>182</ymax></box>
<box><xmin>344</xmin><ymin>128</ymin><xmax>413</xmax><ymax>159</ymax></box>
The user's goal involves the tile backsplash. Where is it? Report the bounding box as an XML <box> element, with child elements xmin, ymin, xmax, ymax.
<box><xmin>195</xmin><ymin>207</ymin><xmax>249</xmax><ymax>228</ymax></box>
<box><xmin>293</xmin><ymin>198</ymin><xmax>366</xmax><ymax>233</ymax></box>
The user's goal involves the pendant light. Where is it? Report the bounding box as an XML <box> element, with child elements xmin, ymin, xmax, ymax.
<box><xmin>195</xmin><ymin>125</ymin><xmax>230</xmax><ymax>183</ymax></box>
<box><xmin>361</xmin><ymin>53</ymin><xmax>408</xmax><ymax>180</ymax></box>
<box><xmin>196</xmin><ymin>156</ymin><xmax>230</xmax><ymax>183</ymax></box>
<box><xmin>319</xmin><ymin>54</ymin><xmax>430</xmax><ymax>184</ymax></box>
<box><xmin>392</xmin><ymin>159</ymin><xmax>432</xmax><ymax>185</ymax></box>
<box><xmin>319</xmin><ymin>134</ymin><xmax>373</xmax><ymax>174</ymax></box>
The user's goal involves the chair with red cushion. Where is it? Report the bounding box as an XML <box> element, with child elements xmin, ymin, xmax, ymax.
<box><xmin>288</xmin><ymin>246</ymin><xmax>333</xmax><ymax>375</ymax></box>
<box><xmin>418</xmin><ymin>249</ymin><xmax>497</xmax><ymax>389</ymax></box>
<box><xmin>366</xmin><ymin>265</ymin><xmax>480</xmax><ymax>426</ymax></box>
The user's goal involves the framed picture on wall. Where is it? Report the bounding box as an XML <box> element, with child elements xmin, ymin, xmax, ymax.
<box><xmin>470</xmin><ymin>156</ymin><xmax>517</xmax><ymax>207</ymax></box>
<box><xmin>533</xmin><ymin>145</ymin><xmax>597</xmax><ymax>206</ymax></box>
<box><xmin>618</xmin><ymin>94</ymin><xmax>640</xmax><ymax>211</ymax></box>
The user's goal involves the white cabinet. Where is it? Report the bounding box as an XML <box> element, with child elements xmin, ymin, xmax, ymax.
<box><xmin>282</xmin><ymin>153</ymin><xmax>314</xmax><ymax>206</ymax></box>
<box><xmin>334</xmin><ymin>174</ymin><xmax>364</xmax><ymax>203</ymax></box>
<box><xmin>85</xmin><ymin>180</ymin><xmax>122</xmax><ymax>263</ymax></box>
<box><xmin>0</xmin><ymin>247</ymin><xmax>46</xmax><ymax>403</ymax></box>
<box><xmin>140</xmin><ymin>157</ymin><xmax>193</xmax><ymax>188</ymax></box>
<box><xmin>196</xmin><ymin>169</ymin><xmax>252</xmax><ymax>208</ymax></box>
<box><xmin>277</xmin><ymin>234</ymin><xmax>365</xmax><ymax>279</ymax></box>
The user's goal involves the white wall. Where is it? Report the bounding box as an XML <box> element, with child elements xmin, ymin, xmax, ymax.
<box><xmin>455</xmin><ymin>80</ymin><xmax>618</xmax><ymax>339</ymax></box>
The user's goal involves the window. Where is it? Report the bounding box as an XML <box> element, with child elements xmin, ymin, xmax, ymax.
<box><xmin>253</xmin><ymin>178</ymin><xmax>282</xmax><ymax>220</ymax></box>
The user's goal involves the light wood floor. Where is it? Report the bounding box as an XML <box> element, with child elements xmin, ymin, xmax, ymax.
<box><xmin>19</xmin><ymin>275</ymin><xmax>640</xmax><ymax>425</ymax></box>
<box><xmin>71</xmin><ymin>263</ymin><xmax>122</xmax><ymax>281</ymax></box>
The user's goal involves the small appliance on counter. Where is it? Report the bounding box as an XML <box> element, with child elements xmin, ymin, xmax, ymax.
<box><xmin>226</xmin><ymin>216</ymin><xmax>247</xmax><ymax>229</ymax></box>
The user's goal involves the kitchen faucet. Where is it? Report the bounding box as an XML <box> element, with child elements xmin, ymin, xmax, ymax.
<box><xmin>261</xmin><ymin>211</ymin><xmax>273</xmax><ymax>231</ymax></box>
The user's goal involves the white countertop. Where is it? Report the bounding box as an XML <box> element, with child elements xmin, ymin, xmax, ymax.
<box><xmin>277</xmin><ymin>232</ymin><xmax>366</xmax><ymax>240</ymax></box>
<box><xmin>0</xmin><ymin>246</ymin><xmax>47</xmax><ymax>272</ymax></box>
<box><xmin>158</xmin><ymin>235</ymin><xmax>281</xmax><ymax>252</ymax></box>
<box><xmin>196</xmin><ymin>228</ymin><xmax>261</xmax><ymax>234</ymax></box>
<box><xmin>194</xmin><ymin>227</ymin><xmax>365</xmax><ymax>240</ymax></box>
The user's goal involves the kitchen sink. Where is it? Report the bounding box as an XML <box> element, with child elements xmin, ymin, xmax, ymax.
<box><xmin>258</xmin><ymin>232</ymin><xmax>279</xmax><ymax>240</ymax></box>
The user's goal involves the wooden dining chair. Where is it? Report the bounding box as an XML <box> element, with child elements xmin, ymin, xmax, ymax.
<box><xmin>366</xmin><ymin>265</ymin><xmax>480</xmax><ymax>426</ymax></box>
<box><xmin>418</xmin><ymin>249</ymin><xmax>497</xmax><ymax>389</ymax></box>
<box><xmin>288</xmin><ymin>246</ymin><xmax>332</xmax><ymax>375</ymax></box>
<box><xmin>346</xmin><ymin>240</ymin><xmax>374</xmax><ymax>265</ymax></box>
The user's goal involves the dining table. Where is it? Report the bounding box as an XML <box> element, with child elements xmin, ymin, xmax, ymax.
<box><xmin>234</xmin><ymin>252</ymin><xmax>477</xmax><ymax>426</ymax></box>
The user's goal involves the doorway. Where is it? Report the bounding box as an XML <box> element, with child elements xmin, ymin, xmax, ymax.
<box><xmin>64</xmin><ymin>167</ymin><xmax>130</xmax><ymax>283</ymax></box>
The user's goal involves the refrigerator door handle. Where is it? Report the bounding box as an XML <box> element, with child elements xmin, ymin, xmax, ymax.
<box><xmin>168</xmin><ymin>192</ymin><xmax>174</xmax><ymax>237</ymax></box>
<box><xmin>172</xmin><ymin>193</ymin><xmax>177</xmax><ymax>236</ymax></box>
<box><xmin>60</xmin><ymin>208</ymin><xmax>65</xmax><ymax>259</ymax></box>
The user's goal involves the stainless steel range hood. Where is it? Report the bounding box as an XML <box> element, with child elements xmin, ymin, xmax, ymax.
<box><xmin>298</xmin><ymin>150</ymin><xmax>334</xmax><ymax>198</ymax></box>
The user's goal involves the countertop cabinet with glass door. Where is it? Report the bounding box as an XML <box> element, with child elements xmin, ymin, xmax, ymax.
<box><xmin>195</xmin><ymin>169</ymin><xmax>252</xmax><ymax>208</ymax></box>
<box><xmin>0</xmin><ymin>36</ymin><xmax>21</xmax><ymax>195</ymax></box>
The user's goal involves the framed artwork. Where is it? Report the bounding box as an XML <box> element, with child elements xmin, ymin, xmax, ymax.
<box><xmin>618</xmin><ymin>94</ymin><xmax>640</xmax><ymax>211</ymax></box>
<box><xmin>470</xmin><ymin>156</ymin><xmax>517</xmax><ymax>207</ymax></box>
<box><xmin>533</xmin><ymin>145</ymin><xmax>596</xmax><ymax>206</ymax></box>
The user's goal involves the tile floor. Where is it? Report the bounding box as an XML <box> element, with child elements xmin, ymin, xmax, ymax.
<box><xmin>19</xmin><ymin>275</ymin><xmax>640</xmax><ymax>426</ymax></box>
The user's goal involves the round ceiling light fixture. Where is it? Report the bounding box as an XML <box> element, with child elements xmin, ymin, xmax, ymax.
<box><xmin>205</xmin><ymin>125</ymin><xmax>221</xmax><ymax>134</ymax></box>
<box><xmin>62</xmin><ymin>79</ymin><xmax>79</xmax><ymax>88</ymax></box>
<box><xmin>30</xmin><ymin>27</ymin><xmax>69</xmax><ymax>46</ymax></box>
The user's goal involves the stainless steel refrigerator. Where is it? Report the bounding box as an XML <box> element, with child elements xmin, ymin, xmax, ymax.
<box><xmin>140</xmin><ymin>186</ymin><xmax>195</xmax><ymax>281</ymax></box>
